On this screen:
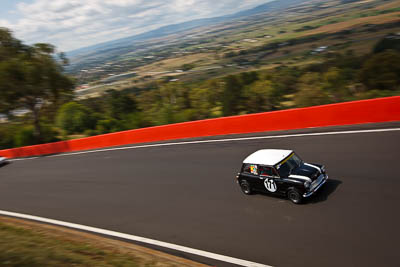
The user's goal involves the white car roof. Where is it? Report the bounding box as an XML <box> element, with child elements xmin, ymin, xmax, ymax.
<box><xmin>243</xmin><ymin>149</ymin><xmax>293</xmax><ymax>166</ymax></box>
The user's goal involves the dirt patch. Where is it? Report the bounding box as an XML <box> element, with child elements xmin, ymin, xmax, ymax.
<box><xmin>305</xmin><ymin>12</ymin><xmax>400</xmax><ymax>35</ymax></box>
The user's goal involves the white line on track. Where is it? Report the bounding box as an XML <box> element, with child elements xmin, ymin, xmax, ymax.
<box><xmin>0</xmin><ymin>210</ymin><xmax>271</xmax><ymax>267</ymax></box>
<box><xmin>9</xmin><ymin>127</ymin><xmax>400</xmax><ymax>161</ymax></box>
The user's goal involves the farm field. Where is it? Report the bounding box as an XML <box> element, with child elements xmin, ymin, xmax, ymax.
<box><xmin>71</xmin><ymin>0</ymin><xmax>400</xmax><ymax>97</ymax></box>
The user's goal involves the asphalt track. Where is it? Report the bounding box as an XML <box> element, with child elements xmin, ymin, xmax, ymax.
<box><xmin>1</xmin><ymin>122</ymin><xmax>400</xmax><ymax>267</ymax></box>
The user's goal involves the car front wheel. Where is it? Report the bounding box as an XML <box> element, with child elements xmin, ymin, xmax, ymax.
<box><xmin>239</xmin><ymin>180</ymin><xmax>252</xmax><ymax>195</ymax></box>
<box><xmin>287</xmin><ymin>188</ymin><xmax>302</xmax><ymax>204</ymax></box>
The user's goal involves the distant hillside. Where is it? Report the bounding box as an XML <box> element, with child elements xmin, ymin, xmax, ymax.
<box><xmin>227</xmin><ymin>0</ymin><xmax>304</xmax><ymax>18</ymax></box>
<box><xmin>66</xmin><ymin>0</ymin><xmax>304</xmax><ymax>58</ymax></box>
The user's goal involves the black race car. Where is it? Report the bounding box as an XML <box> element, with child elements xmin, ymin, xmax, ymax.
<box><xmin>236</xmin><ymin>149</ymin><xmax>328</xmax><ymax>204</ymax></box>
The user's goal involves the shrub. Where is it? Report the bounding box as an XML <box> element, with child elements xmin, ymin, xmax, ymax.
<box><xmin>0</xmin><ymin>124</ymin><xmax>17</xmax><ymax>149</ymax></box>
<box><xmin>13</xmin><ymin>124</ymin><xmax>59</xmax><ymax>147</ymax></box>
<box><xmin>359</xmin><ymin>51</ymin><xmax>400</xmax><ymax>91</ymax></box>
<box><xmin>56</xmin><ymin>102</ymin><xmax>97</xmax><ymax>135</ymax></box>
<box><xmin>14</xmin><ymin>125</ymin><xmax>36</xmax><ymax>147</ymax></box>
<box><xmin>95</xmin><ymin>119</ymin><xmax>120</xmax><ymax>134</ymax></box>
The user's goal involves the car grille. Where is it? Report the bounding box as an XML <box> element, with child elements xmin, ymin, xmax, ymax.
<box><xmin>311</xmin><ymin>174</ymin><xmax>324</xmax><ymax>189</ymax></box>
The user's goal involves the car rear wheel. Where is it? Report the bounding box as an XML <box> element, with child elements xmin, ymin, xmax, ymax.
<box><xmin>287</xmin><ymin>189</ymin><xmax>302</xmax><ymax>204</ymax></box>
<box><xmin>239</xmin><ymin>180</ymin><xmax>252</xmax><ymax>195</ymax></box>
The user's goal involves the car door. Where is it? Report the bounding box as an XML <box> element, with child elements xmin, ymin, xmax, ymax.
<box><xmin>259</xmin><ymin>166</ymin><xmax>280</xmax><ymax>194</ymax></box>
<box><xmin>241</xmin><ymin>164</ymin><xmax>263</xmax><ymax>190</ymax></box>
<box><xmin>272</xmin><ymin>167</ymin><xmax>287</xmax><ymax>195</ymax></box>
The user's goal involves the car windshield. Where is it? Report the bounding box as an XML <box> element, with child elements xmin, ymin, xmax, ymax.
<box><xmin>276</xmin><ymin>153</ymin><xmax>303</xmax><ymax>177</ymax></box>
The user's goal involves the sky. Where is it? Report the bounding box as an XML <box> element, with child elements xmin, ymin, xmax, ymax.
<box><xmin>0</xmin><ymin>0</ymin><xmax>272</xmax><ymax>52</ymax></box>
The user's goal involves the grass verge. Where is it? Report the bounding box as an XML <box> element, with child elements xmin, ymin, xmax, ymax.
<box><xmin>0</xmin><ymin>216</ymin><xmax>208</xmax><ymax>267</ymax></box>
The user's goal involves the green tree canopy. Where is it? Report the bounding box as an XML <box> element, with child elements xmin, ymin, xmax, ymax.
<box><xmin>189</xmin><ymin>80</ymin><xmax>223</xmax><ymax>119</ymax></box>
<box><xmin>373</xmin><ymin>36</ymin><xmax>400</xmax><ymax>54</ymax></box>
<box><xmin>322</xmin><ymin>67</ymin><xmax>349</xmax><ymax>101</ymax></box>
<box><xmin>222</xmin><ymin>75</ymin><xmax>243</xmax><ymax>116</ymax></box>
<box><xmin>56</xmin><ymin>102</ymin><xmax>96</xmax><ymax>134</ymax></box>
<box><xmin>0</xmin><ymin>28</ymin><xmax>74</xmax><ymax>142</ymax></box>
<box><xmin>294</xmin><ymin>72</ymin><xmax>331</xmax><ymax>107</ymax></box>
<box><xmin>104</xmin><ymin>89</ymin><xmax>137</xmax><ymax>120</ymax></box>
<box><xmin>242</xmin><ymin>80</ymin><xmax>277</xmax><ymax>113</ymax></box>
<box><xmin>0</xmin><ymin>28</ymin><xmax>25</xmax><ymax>62</ymax></box>
<box><xmin>359</xmin><ymin>50</ymin><xmax>400</xmax><ymax>91</ymax></box>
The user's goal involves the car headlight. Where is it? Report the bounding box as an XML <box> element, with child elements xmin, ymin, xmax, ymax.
<box><xmin>321</xmin><ymin>166</ymin><xmax>325</xmax><ymax>173</ymax></box>
<box><xmin>304</xmin><ymin>181</ymin><xmax>311</xmax><ymax>189</ymax></box>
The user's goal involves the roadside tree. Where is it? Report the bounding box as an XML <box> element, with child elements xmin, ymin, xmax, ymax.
<box><xmin>294</xmin><ymin>72</ymin><xmax>331</xmax><ymax>107</ymax></box>
<box><xmin>359</xmin><ymin>51</ymin><xmax>400</xmax><ymax>91</ymax></box>
<box><xmin>56</xmin><ymin>102</ymin><xmax>96</xmax><ymax>135</ymax></box>
<box><xmin>242</xmin><ymin>80</ymin><xmax>277</xmax><ymax>113</ymax></box>
<box><xmin>222</xmin><ymin>75</ymin><xmax>243</xmax><ymax>116</ymax></box>
<box><xmin>0</xmin><ymin>28</ymin><xmax>74</xmax><ymax>142</ymax></box>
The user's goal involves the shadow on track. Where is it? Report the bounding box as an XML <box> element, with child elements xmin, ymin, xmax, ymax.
<box><xmin>251</xmin><ymin>178</ymin><xmax>342</xmax><ymax>204</ymax></box>
<box><xmin>0</xmin><ymin>161</ymin><xmax>11</xmax><ymax>168</ymax></box>
<box><xmin>307</xmin><ymin>179</ymin><xmax>342</xmax><ymax>204</ymax></box>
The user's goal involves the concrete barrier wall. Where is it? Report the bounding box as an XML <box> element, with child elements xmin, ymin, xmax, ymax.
<box><xmin>1</xmin><ymin>96</ymin><xmax>399</xmax><ymax>159</ymax></box>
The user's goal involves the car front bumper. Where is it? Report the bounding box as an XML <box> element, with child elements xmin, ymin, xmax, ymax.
<box><xmin>303</xmin><ymin>174</ymin><xmax>328</xmax><ymax>198</ymax></box>
<box><xmin>0</xmin><ymin>157</ymin><xmax>8</xmax><ymax>165</ymax></box>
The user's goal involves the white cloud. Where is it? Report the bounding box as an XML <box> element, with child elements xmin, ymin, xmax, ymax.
<box><xmin>0</xmin><ymin>19</ymin><xmax>13</xmax><ymax>29</ymax></box>
<box><xmin>0</xmin><ymin>0</ymin><xmax>270</xmax><ymax>51</ymax></box>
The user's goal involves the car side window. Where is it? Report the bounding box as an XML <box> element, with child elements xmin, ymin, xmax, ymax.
<box><xmin>242</xmin><ymin>164</ymin><xmax>258</xmax><ymax>175</ymax></box>
<box><xmin>259</xmin><ymin>166</ymin><xmax>274</xmax><ymax>177</ymax></box>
